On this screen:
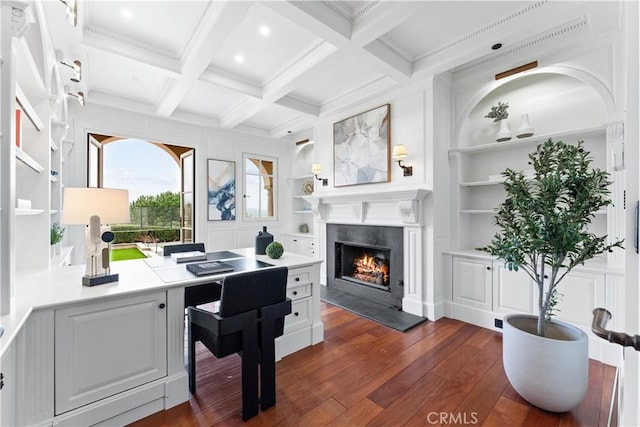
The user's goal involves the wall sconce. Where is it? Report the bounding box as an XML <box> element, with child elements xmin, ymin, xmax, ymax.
<box><xmin>61</xmin><ymin>59</ymin><xmax>82</xmax><ymax>82</ymax></box>
<box><xmin>311</xmin><ymin>163</ymin><xmax>328</xmax><ymax>186</ymax></box>
<box><xmin>58</xmin><ymin>0</ymin><xmax>77</xmax><ymax>27</ymax></box>
<box><xmin>62</xmin><ymin>187</ymin><xmax>130</xmax><ymax>286</ymax></box>
<box><xmin>59</xmin><ymin>0</ymin><xmax>77</xmax><ymax>27</ymax></box>
<box><xmin>392</xmin><ymin>144</ymin><xmax>413</xmax><ymax>176</ymax></box>
<box><xmin>66</xmin><ymin>89</ymin><xmax>85</xmax><ymax>106</ymax></box>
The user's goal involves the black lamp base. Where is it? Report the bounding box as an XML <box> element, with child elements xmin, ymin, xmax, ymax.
<box><xmin>82</xmin><ymin>273</ymin><xmax>119</xmax><ymax>287</ymax></box>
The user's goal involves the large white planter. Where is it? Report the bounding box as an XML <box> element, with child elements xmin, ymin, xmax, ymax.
<box><xmin>503</xmin><ymin>314</ymin><xmax>589</xmax><ymax>412</ymax></box>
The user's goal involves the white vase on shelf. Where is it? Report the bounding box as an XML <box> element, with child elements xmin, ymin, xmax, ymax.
<box><xmin>496</xmin><ymin>119</ymin><xmax>512</xmax><ymax>142</ymax></box>
<box><xmin>516</xmin><ymin>113</ymin><xmax>534</xmax><ymax>138</ymax></box>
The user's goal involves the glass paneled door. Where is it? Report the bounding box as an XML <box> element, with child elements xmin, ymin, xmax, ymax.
<box><xmin>180</xmin><ymin>150</ymin><xmax>194</xmax><ymax>243</ymax></box>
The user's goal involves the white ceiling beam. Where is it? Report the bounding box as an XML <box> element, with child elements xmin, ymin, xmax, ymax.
<box><xmin>219</xmin><ymin>97</ymin><xmax>265</xmax><ymax>129</ymax></box>
<box><xmin>263</xmin><ymin>41</ymin><xmax>338</xmax><ymax>102</ymax></box>
<box><xmin>351</xmin><ymin>2</ymin><xmax>426</xmax><ymax>46</ymax></box>
<box><xmin>264</xmin><ymin>1</ymin><xmax>411</xmax><ymax>83</ymax></box>
<box><xmin>82</xmin><ymin>27</ymin><xmax>182</xmax><ymax>77</ymax></box>
<box><xmin>274</xmin><ymin>95</ymin><xmax>320</xmax><ymax>117</ymax></box>
<box><xmin>200</xmin><ymin>67</ymin><xmax>263</xmax><ymax>99</ymax></box>
<box><xmin>155</xmin><ymin>2</ymin><xmax>252</xmax><ymax>117</ymax></box>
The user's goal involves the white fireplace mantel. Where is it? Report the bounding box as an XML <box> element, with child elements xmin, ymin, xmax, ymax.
<box><xmin>303</xmin><ymin>187</ymin><xmax>431</xmax><ymax>226</ymax></box>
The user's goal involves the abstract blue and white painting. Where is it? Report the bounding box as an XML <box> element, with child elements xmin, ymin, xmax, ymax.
<box><xmin>207</xmin><ymin>159</ymin><xmax>236</xmax><ymax>220</ymax></box>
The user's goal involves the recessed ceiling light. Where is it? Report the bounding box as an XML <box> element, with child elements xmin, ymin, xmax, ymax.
<box><xmin>121</xmin><ymin>9</ymin><xmax>133</xmax><ymax>19</ymax></box>
<box><xmin>234</xmin><ymin>54</ymin><xmax>244</xmax><ymax>64</ymax></box>
<box><xmin>259</xmin><ymin>25</ymin><xmax>270</xmax><ymax>36</ymax></box>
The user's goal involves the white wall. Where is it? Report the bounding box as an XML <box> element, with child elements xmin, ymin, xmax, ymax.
<box><xmin>66</xmin><ymin>103</ymin><xmax>292</xmax><ymax>264</ymax></box>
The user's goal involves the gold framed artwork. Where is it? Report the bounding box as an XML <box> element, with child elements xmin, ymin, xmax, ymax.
<box><xmin>333</xmin><ymin>104</ymin><xmax>390</xmax><ymax>187</ymax></box>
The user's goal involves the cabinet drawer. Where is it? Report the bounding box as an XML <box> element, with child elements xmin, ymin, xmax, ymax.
<box><xmin>287</xmin><ymin>283</ymin><xmax>311</xmax><ymax>300</ymax></box>
<box><xmin>288</xmin><ymin>267</ymin><xmax>312</xmax><ymax>286</ymax></box>
<box><xmin>285</xmin><ymin>298</ymin><xmax>311</xmax><ymax>331</ymax></box>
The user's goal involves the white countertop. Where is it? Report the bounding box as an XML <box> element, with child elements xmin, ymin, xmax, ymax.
<box><xmin>0</xmin><ymin>247</ymin><xmax>321</xmax><ymax>358</ymax></box>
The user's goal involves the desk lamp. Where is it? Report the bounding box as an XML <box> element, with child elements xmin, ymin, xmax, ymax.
<box><xmin>62</xmin><ymin>187</ymin><xmax>130</xmax><ymax>286</ymax></box>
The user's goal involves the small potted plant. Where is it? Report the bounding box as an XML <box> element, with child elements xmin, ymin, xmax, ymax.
<box><xmin>485</xmin><ymin>101</ymin><xmax>511</xmax><ymax>141</ymax></box>
<box><xmin>480</xmin><ymin>138</ymin><xmax>623</xmax><ymax>412</ymax></box>
<box><xmin>50</xmin><ymin>222</ymin><xmax>65</xmax><ymax>256</ymax></box>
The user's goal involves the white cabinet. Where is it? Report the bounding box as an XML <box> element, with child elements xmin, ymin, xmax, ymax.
<box><xmin>278</xmin><ymin>265</ymin><xmax>318</xmax><ymax>358</ymax></box>
<box><xmin>0</xmin><ymin>339</ymin><xmax>16</xmax><ymax>427</ymax></box>
<box><xmin>283</xmin><ymin>233</ymin><xmax>315</xmax><ymax>257</ymax></box>
<box><xmin>492</xmin><ymin>263</ymin><xmax>535</xmax><ymax>315</ymax></box>
<box><xmin>54</xmin><ymin>291</ymin><xmax>167</xmax><ymax>415</ymax></box>
<box><xmin>452</xmin><ymin>256</ymin><xmax>492</xmax><ymax>312</ymax></box>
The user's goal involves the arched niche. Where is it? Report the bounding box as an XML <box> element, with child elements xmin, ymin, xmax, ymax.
<box><xmin>456</xmin><ymin>69</ymin><xmax>610</xmax><ymax>148</ymax></box>
<box><xmin>291</xmin><ymin>140</ymin><xmax>315</xmax><ymax>177</ymax></box>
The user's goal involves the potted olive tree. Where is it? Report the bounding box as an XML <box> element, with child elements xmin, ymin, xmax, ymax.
<box><xmin>481</xmin><ymin>138</ymin><xmax>623</xmax><ymax>412</ymax></box>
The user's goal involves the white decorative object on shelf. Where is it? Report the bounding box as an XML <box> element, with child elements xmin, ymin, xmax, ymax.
<box><xmin>516</xmin><ymin>114</ymin><xmax>534</xmax><ymax>138</ymax></box>
<box><xmin>496</xmin><ymin>119</ymin><xmax>512</xmax><ymax>142</ymax></box>
<box><xmin>16</xmin><ymin>198</ymin><xmax>31</xmax><ymax>209</ymax></box>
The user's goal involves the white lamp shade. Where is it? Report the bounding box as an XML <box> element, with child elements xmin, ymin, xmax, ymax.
<box><xmin>311</xmin><ymin>163</ymin><xmax>322</xmax><ymax>175</ymax></box>
<box><xmin>392</xmin><ymin>144</ymin><xmax>408</xmax><ymax>160</ymax></box>
<box><xmin>62</xmin><ymin>187</ymin><xmax>130</xmax><ymax>225</ymax></box>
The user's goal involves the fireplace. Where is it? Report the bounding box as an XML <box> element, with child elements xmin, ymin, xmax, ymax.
<box><xmin>327</xmin><ymin>224</ymin><xmax>403</xmax><ymax>309</ymax></box>
<box><xmin>335</xmin><ymin>242</ymin><xmax>390</xmax><ymax>291</ymax></box>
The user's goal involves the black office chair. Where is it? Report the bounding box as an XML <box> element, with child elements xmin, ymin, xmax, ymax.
<box><xmin>188</xmin><ymin>267</ymin><xmax>291</xmax><ymax>420</ymax></box>
<box><xmin>165</xmin><ymin>243</ymin><xmax>222</xmax><ymax>307</ymax></box>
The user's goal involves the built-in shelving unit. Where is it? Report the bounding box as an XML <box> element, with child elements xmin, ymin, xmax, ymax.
<box><xmin>446</xmin><ymin>68</ymin><xmax>626</xmax><ymax>365</ymax></box>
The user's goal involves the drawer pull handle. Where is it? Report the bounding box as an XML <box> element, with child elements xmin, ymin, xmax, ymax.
<box><xmin>159</xmin><ymin>303</ymin><xmax>166</xmax><ymax>309</ymax></box>
<box><xmin>486</xmin><ymin>266</ymin><xmax>491</xmax><ymax>271</ymax></box>
<box><xmin>294</xmin><ymin>312</ymin><xmax>299</xmax><ymax>316</ymax></box>
<box><xmin>293</xmin><ymin>291</ymin><xmax>298</xmax><ymax>295</ymax></box>
<box><xmin>295</xmin><ymin>277</ymin><xmax>300</xmax><ymax>282</ymax></box>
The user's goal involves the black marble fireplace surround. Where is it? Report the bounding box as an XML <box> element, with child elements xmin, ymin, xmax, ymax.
<box><xmin>327</xmin><ymin>223</ymin><xmax>403</xmax><ymax>310</ymax></box>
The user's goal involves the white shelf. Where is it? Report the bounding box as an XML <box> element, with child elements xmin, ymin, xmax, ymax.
<box><xmin>453</xmin><ymin>126</ymin><xmax>605</xmax><ymax>154</ymax></box>
<box><xmin>50</xmin><ymin>210</ymin><xmax>58</xmax><ymax>215</ymax></box>
<box><xmin>50</xmin><ymin>137</ymin><xmax>58</xmax><ymax>152</ymax></box>
<box><xmin>50</xmin><ymin>175</ymin><xmax>58</xmax><ymax>182</ymax></box>
<box><xmin>15</xmin><ymin>83</ymin><xmax>44</xmax><ymax>131</ymax></box>
<box><xmin>460</xmin><ymin>180</ymin><xmax>504</xmax><ymax>187</ymax></box>
<box><xmin>293</xmin><ymin>210</ymin><xmax>313</xmax><ymax>214</ymax></box>
<box><xmin>460</xmin><ymin>210</ymin><xmax>496</xmax><ymax>214</ymax></box>
<box><xmin>16</xmin><ymin>148</ymin><xmax>44</xmax><ymax>172</ymax></box>
<box><xmin>16</xmin><ymin>208</ymin><xmax>45</xmax><ymax>215</ymax></box>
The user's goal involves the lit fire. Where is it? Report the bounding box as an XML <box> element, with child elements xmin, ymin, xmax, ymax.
<box><xmin>351</xmin><ymin>253</ymin><xmax>389</xmax><ymax>286</ymax></box>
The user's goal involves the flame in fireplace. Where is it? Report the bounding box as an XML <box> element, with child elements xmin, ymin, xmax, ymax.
<box><xmin>352</xmin><ymin>253</ymin><xmax>389</xmax><ymax>286</ymax></box>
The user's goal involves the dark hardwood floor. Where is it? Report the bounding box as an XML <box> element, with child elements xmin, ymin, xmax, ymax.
<box><xmin>130</xmin><ymin>302</ymin><xmax>616</xmax><ymax>426</ymax></box>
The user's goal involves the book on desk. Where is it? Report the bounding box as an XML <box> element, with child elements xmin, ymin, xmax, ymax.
<box><xmin>186</xmin><ymin>261</ymin><xmax>235</xmax><ymax>276</ymax></box>
<box><xmin>170</xmin><ymin>251</ymin><xmax>207</xmax><ymax>263</ymax></box>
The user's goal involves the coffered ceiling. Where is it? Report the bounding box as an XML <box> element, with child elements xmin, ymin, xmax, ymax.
<box><xmin>39</xmin><ymin>1</ymin><xmax>610</xmax><ymax>139</ymax></box>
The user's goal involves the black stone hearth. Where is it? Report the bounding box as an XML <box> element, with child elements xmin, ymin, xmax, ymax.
<box><xmin>320</xmin><ymin>286</ymin><xmax>427</xmax><ymax>332</ymax></box>
<box><xmin>323</xmin><ymin>224</ymin><xmax>426</xmax><ymax>332</ymax></box>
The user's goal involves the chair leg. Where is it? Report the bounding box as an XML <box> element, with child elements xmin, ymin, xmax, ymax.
<box><xmin>241</xmin><ymin>323</ymin><xmax>259</xmax><ymax>421</ymax></box>
<box><xmin>188</xmin><ymin>319</ymin><xmax>196</xmax><ymax>393</ymax></box>
<box><xmin>260</xmin><ymin>320</ymin><xmax>277</xmax><ymax>410</ymax></box>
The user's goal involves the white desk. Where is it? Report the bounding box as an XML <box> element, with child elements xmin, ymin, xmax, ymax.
<box><xmin>0</xmin><ymin>248</ymin><xmax>323</xmax><ymax>426</ymax></box>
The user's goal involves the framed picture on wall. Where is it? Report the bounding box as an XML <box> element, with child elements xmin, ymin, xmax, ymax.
<box><xmin>207</xmin><ymin>159</ymin><xmax>236</xmax><ymax>221</ymax></box>
<box><xmin>333</xmin><ymin>104</ymin><xmax>390</xmax><ymax>187</ymax></box>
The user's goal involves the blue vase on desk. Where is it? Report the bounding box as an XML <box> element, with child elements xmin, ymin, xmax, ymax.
<box><xmin>255</xmin><ymin>226</ymin><xmax>273</xmax><ymax>255</ymax></box>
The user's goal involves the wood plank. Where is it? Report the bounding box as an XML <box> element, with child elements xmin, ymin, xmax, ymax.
<box><xmin>367</xmin><ymin>323</ymin><xmax>481</xmax><ymax>408</ymax></box>
<box><xmin>326</xmin><ymin>398</ymin><xmax>383</xmax><ymax>427</ymax></box>
<box><xmin>481</xmin><ymin>395</ymin><xmax>530</xmax><ymax>426</ymax></box>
